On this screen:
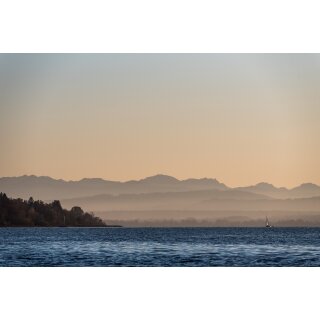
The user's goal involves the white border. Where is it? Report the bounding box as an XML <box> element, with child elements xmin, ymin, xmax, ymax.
<box><xmin>1</xmin><ymin>0</ymin><xmax>320</xmax><ymax>52</ymax></box>
<box><xmin>0</xmin><ymin>267</ymin><xmax>318</xmax><ymax>320</ymax></box>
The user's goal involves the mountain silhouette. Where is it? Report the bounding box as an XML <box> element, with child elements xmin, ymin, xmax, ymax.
<box><xmin>0</xmin><ymin>174</ymin><xmax>229</xmax><ymax>200</ymax></box>
<box><xmin>237</xmin><ymin>182</ymin><xmax>320</xmax><ymax>199</ymax></box>
<box><xmin>60</xmin><ymin>189</ymin><xmax>320</xmax><ymax>212</ymax></box>
<box><xmin>1</xmin><ymin>175</ymin><xmax>320</xmax><ymax>227</ymax></box>
<box><xmin>1</xmin><ymin>175</ymin><xmax>319</xmax><ymax>200</ymax></box>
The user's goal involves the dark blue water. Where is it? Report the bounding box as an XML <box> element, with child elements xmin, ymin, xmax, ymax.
<box><xmin>1</xmin><ymin>227</ymin><xmax>320</xmax><ymax>266</ymax></box>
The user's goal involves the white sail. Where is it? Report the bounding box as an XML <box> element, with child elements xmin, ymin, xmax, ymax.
<box><xmin>266</xmin><ymin>216</ymin><xmax>272</xmax><ymax>227</ymax></box>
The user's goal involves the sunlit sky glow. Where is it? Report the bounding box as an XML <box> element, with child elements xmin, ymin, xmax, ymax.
<box><xmin>1</xmin><ymin>54</ymin><xmax>320</xmax><ymax>187</ymax></box>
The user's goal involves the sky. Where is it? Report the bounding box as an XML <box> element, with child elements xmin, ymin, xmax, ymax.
<box><xmin>0</xmin><ymin>53</ymin><xmax>320</xmax><ymax>187</ymax></box>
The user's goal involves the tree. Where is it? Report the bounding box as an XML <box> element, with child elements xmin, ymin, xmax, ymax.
<box><xmin>52</xmin><ymin>200</ymin><xmax>62</xmax><ymax>211</ymax></box>
<box><xmin>28</xmin><ymin>197</ymin><xmax>34</xmax><ymax>206</ymax></box>
<box><xmin>0</xmin><ymin>196</ymin><xmax>106</xmax><ymax>227</ymax></box>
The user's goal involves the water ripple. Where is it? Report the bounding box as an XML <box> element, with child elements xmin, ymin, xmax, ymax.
<box><xmin>0</xmin><ymin>227</ymin><xmax>320</xmax><ymax>266</ymax></box>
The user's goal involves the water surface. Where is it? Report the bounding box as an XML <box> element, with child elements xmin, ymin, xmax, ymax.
<box><xmin>0</xmin><ymin>227</ymin><xmax>320</xmax><ymax>266</ymax></box>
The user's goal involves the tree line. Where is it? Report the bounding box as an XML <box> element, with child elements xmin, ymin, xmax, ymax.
<box><xmin>0</xmin><ymin>192</ymin><xmax>106</xmax><ymax>227</ymax></box>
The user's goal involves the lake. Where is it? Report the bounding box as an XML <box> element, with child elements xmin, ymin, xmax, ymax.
<box><xmin>1</xmin><ymin>227</ymin><xmax>320</xmax><ymax>266</ymax></box>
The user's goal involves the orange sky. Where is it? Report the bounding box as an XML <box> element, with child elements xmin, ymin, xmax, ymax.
<box><xmin>0</xmin><ymin>54</ymin><xmax>320</xmax><ymax>187</ymax></box>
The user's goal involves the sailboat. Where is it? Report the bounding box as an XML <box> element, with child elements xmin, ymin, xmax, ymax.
<box><xmin>265</xmin><ymin>216</ymin><xmax>273</xmax><ymax>228</ymax></box>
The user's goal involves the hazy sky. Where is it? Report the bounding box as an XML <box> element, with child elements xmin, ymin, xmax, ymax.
<box><xmin>1</xmin><ymin>54</ymin><xmax>320</xmax><ymax>187</ymax></box>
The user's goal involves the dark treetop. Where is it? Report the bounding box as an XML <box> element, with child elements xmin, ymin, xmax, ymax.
<box><xmin>0</xmin><ymin>192</ymin><xmax>105</xmax><ymax>227</ymax></box>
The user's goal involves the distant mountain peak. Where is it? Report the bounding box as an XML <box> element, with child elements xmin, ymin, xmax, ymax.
<box><xmin>254</xmin><ymin>182</ymin><xmax>276</xmax><ymax>189</ymax></box>
<box><xmin>294</xmin><ymin>183</ymin><xmax>320</xmax><ymax>190</ymax></box>
<box><xmin>301</xmin><ymin>183</ymin><xmax>318</xmax><ymax>187</ymax></box>
<box><xmin>20</xmin><ymin>175</ymin><xmax>56</xmax><ymax>181</ymax></box>
<box><xmin>140</xmin><ymin>174</ymin><xmax>179</xmax><ymax>183</ymax></box>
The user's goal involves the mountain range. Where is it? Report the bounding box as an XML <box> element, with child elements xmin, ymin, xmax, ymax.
<box><xmin>1</xmin><ymin>174</ymin><xmax>320</xmax><ymax>200</ymax></box>
<box><xmin>1</xmin><ymin>174</ymin><xmax>320</xmax><ymax>226</ymax></box>
<box><xmin>0</xmin><ymin>174</ymin><xmax>229</xmax><ymax>200</ymax></box>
